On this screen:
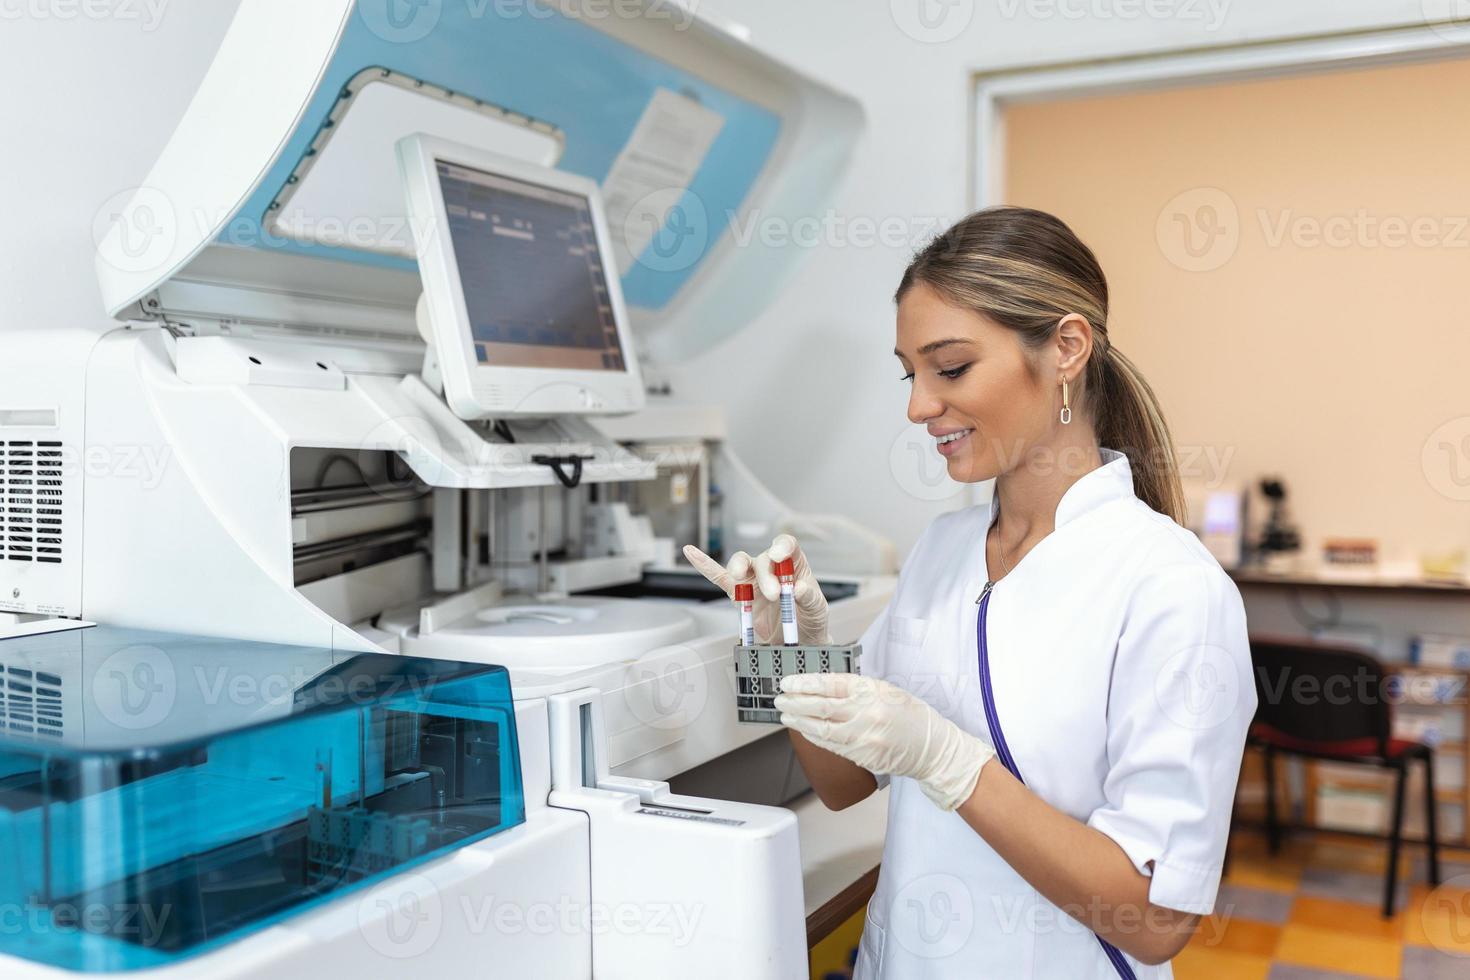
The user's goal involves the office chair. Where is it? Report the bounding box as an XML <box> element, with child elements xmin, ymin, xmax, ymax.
<box><xmin>1247</xmin><ymin>637</ymin><xmax>1442</xmax><ymax>918</ymax></box>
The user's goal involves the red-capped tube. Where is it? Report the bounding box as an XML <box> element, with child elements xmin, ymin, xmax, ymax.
<box><xmin>775</xmin><ymin>558</ymin><xmax>798</xmax><ymax>646</ymax></box>
<box><xmin>734</xmin><ymin>583</ymin><xmax>755</xmax><ymax>646</ymax></box>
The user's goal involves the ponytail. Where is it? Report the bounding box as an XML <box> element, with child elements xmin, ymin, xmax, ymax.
<box><xmin>1092</xmin><ymin>344</ymin><xmax>1185</xmax><ymax>524</ymax></box>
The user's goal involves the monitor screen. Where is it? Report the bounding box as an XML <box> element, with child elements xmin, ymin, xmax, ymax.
<box><xmin>1201</xmin><ymin>490</ymin><xmax>1242</xmax><ymax>535</ymax></box>
<box><xmin>435</xmin><ymin>161</ymin><xmax>627</xmax><ymax>372</ymax></box>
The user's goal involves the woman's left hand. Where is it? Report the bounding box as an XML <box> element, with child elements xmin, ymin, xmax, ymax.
<box><xmin>775</xmin><ymin>674</ymin><xmax>995</xmax><ymax>811</ymax></box>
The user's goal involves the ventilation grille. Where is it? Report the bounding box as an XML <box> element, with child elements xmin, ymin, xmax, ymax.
<box><xmin>2</xmin><ymin>441</ymin><xmax>64</xmax><ymax>564</ymax></box>
<box><xmin>0</xmin><ymin>663</ymin><xmax>64</xmax><ymax>740</ymax></box>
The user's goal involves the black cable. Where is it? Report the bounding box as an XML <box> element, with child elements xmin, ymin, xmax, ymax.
<box><xmin>314</xmin><ymin>453</ymin><xmax>367</xmax><ymax>488</ymax></box>
<box><xmin>492</xmin><ymin>420</ymin><xmax>516</xmax><ymax>444</ymax></box>
<box><xmin>531</xmin><ymin>453</ymin><xmax>593</xmax><ymax>489</ymax></box>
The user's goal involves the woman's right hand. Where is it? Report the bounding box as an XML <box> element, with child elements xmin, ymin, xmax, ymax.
<box><xmin>682</xmin><ymin>533</ymin><xmax>832</xmax><ymax>645</ymax></box>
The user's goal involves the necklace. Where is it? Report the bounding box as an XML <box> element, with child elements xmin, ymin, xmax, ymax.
<box><xmin>978</xmin><ymin>522</ymin><xmax>1017</xmax><ymax>603</ymax></box>
<box><xmin>991</xmin><ymin>520</ymin><xmax>1015</xmax><ymax>577</ymax></box>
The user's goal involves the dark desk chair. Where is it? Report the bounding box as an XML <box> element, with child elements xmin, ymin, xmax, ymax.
<box><xmin>1248</xmin><ymin>637</ymin><xmax>1442</xmax><ymax>917</ymax></box>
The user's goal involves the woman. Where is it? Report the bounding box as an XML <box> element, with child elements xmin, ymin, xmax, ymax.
<box><xmin>685</xmin><ymin>207</ymin><xmax>1254</xmax><ymax>978</ymax></box>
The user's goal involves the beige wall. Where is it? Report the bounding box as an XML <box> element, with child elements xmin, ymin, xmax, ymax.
<box><xmin>1004</xmin><ymin>56</ymin><xmax>1470</xmax><ymax>565</ymax></box>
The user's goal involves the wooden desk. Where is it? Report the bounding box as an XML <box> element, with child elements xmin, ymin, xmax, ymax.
<box><xmin>1229</xmin><ymin>568</ymin><xmax>1470</xmax><ymax>600</ymax></box>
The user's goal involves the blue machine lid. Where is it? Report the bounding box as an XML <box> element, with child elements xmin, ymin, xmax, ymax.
<box><xmin>0</xmin><ymin>624</ymin><xmax>526</xmax><ymax>972</ymax></box>
<box><xmin>95</xmin><ymin>0</ymin><xmax>864</xmax><ymax>365</ymax></box>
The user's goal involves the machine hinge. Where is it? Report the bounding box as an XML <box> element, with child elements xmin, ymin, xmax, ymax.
<box><xmin>130</xmin><ymin>293</ymin><xmax>194</xmax><ymax>338</ymax></box>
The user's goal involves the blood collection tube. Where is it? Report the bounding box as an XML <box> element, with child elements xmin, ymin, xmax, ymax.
<box><xmin>775</xmin><ymin>558</ymin><xmax>799</xmax><ymax>646</ymax></box>
<box><xmin>735</xmin><ymin>583</ymin><xmax>756</xmax><ymax>646</ymax></box>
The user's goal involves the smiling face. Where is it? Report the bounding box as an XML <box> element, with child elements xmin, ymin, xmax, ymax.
<box><xmin>895</xmin><ymin>282</ymin><xmax>1057</xmax><ymax>485</ymax></box>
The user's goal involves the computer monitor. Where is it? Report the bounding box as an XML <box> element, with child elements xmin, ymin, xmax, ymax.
<box><xmin>397</xmin><ymin>134</ymin><xmax>645</xmax><ymax>419</ymax></box>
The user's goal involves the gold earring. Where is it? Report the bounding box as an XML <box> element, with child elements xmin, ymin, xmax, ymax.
<box><xmin>1060</xmin><ymin>377</ymin><xmax>1072</xmax><ymax>425</ymax></box>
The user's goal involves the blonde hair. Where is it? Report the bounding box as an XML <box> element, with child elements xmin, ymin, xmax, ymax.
<box><xmin>896</xmin><ymin>206</ymin><xmax>1185</xmax><ymax>524</ymax></box>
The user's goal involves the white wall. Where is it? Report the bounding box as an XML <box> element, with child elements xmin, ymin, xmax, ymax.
<box><xmin>0</xmin><ymin>2</ymin><xmax>240</xmax><ymax>330</ymax></box>
<box><xmin>0</xmin><ymin>0</ymin><xmax>1443</xmax><ymax>558</ymax></box>
<box><xmin>668</xmin><ymin>0</ymin><xmax>1444</xmax><ymax>557</ymax></box>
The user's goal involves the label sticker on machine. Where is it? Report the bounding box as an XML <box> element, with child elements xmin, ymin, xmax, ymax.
<box><xmin>637</xmin><ymin>805</ymin><xmax>746</xmax><ymax>826</ymax></box>
<box><xmin>602</xmin><ymin>88</ymin><xmax>725</xmax><ymax>273</ymax></box>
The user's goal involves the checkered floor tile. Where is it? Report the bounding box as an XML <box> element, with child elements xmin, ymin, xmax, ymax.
<box><xmin>1175</xmin><ymin>830</ymin><xmax>1470</xmax><ymax>979</ymax></box>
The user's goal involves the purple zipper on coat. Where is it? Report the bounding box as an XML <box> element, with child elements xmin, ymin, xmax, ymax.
<box><xmin>976</xmin><ymin>582</ymin><xmax>1139</xmax><ymax>980</ymax></box>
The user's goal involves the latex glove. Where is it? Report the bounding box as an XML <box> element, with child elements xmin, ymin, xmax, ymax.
<box><xmin>775</xmin><ymin>673</ymin><xmax>995</xmax><ymax>811</ymax></box>
<box><xmin>682</xmin><ymin>534</ymin><xmax>831</xmax><ymax>645</ymax></box>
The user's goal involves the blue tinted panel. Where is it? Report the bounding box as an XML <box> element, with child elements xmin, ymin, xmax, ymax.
<box><xmin>227</xmin><ymin>6</ymin><xmax>782</xmax><ymax>311</ymax></box>
<box><xmin>0</xmin><ymin>628</ymin><xmax>524</xmax><ymax>972</ymax></box>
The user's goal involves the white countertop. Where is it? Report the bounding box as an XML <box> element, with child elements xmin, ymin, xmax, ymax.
<box><xmin>792</xmin><ymin>786</ymin><xmax>889</xmax><ymax>917</ymax></box>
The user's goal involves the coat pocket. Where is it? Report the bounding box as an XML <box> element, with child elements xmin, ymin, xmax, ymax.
<box><xmin>877</xmin><ymin>616</ymin><xmax>929</xmax><ymax>687</ymax></box>
<box><xmin>853</xmin><ymin>901</ymin><xmax>887</xmax><ymax>979</ymax></box>
<box><xmin>886</xmin><ymin>615</ymin><xmax>929</xmax><ymax>648</ymax></box>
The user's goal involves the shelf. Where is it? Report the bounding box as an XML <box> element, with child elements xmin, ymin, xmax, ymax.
<box><xmin>1230</xmin><ymin>569</ymin><xmax>1470</xmax><ymax>599</ymax></box>
<box><xmin>1233</xmin><ymin>817</ymin><xmax>1457</xmax><ymax>851</ymax></box>
<box><xmin>1245</xmin><ymin>743</ymin><xmax>1470</xmax><ymax>849</ymax></box>
<box><xmin>1236</xmin><ymin>579</ymin><xmax>1470</xmax><ymax>849</ymax></box>
<box><xmin>1312</xmin><ymin>775</ymin><xmax>1465</xmax><ymax>801</ymax></box>
<box><xmin>1315</xmin><ymin>776</ymin><xmax>1388</xmax><ymax>793</ymax></box>
<box><xmin>1393</xmin><ymin>665</ymin><xmax>1470</xmax><ymax>679</ymax></box>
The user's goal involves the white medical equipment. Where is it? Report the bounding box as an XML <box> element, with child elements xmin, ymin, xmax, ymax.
<box><xmin>1183</xmin><ymin>480</ymin><xmax>1246</xmax><ymax>569</ymax></box>
<box><xmin>0</xmin><ymin>0</ymin><xmax>895</xmax><ymax>975</ymax></box>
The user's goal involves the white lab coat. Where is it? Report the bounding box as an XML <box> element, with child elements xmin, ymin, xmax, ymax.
<box><xmin>853</xmin><ymin>448</ymin><xmax>1254</xmax><ymax>979</ymax></box>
